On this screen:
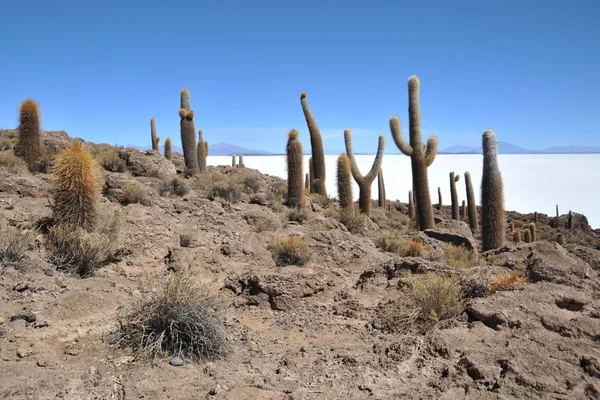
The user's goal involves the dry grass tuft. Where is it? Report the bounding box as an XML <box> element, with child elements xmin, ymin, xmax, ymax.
<box><xmin>339</xmin><ymin>208</ymin><xmax>368</xmax><ymax>234</ymax></box>
<box><xmin>159</xmin><ymin>177</ymin><xmax>190</xmax><ymax>197</ymax></box>
<box><xmin>268</xmin><ymin>236</ymin><xmax>311</xmax><ymax>267</ymax></box>
<box><xmin>0</xmin><ymin>222</ymin><xmax>34</xmax><ymax>270</ymax></box>
<box><xmin>411</xmin><ymin>274</ymin><xmax>465</xmax><ymax>323</ymax></box>
<box><xmin>489</xmin><ymin>273</ymin><xmax>527</xmax><ymax>293</ymax></box>
<box><xmin>121</xmin><ymin>183</ymin><xmax>151</xmax><ymax>206</ymax></box>
<box><xmin>95</xmin><ymin>149</ymin><xmax>126</xmax><ymax>172</ymax></box>
<box><xmin>286</xmin><ymin>208</ymin><xmax>308</xmax><ymax>224</ymax></box>
<box><xmin>374</xmin><ymin>231</ymin><xmax>427</xmax><ymax>257</ymax></box>
<box><xmin>404</xmin><ymin>239</ymin><xmax>427</xmax><ymax>257</ymax></box>
<box><xmin>114</xmin><ymin>272</ymin><xmax>229</xmax><ymax>362</ymax></box>
<box><xmin>443</xmin><ymin>244</ymin><xmax>482</xmax><ymax>269</ymax></box>
<box><xmin>0</xmin><ymin>151</ymin><xmax>29</xmax><ymax>173</ymax></box>
<box><xmin>179</xmin><ymin>232</ymin><xmax>194</xmax><ymax>247</ymax></box>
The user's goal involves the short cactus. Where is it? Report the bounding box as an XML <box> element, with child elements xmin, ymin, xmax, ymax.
<box><xmin>51</xmin><ymin>142</ymin><xmax>101</xmax><ymax>231</ymax></box>
<box><xmin>179</xmin><ymin>88</ymin><xmax>199</xmax><ymax>175</ymax></box>
<box><xmin>513</xmin><ymin>230</ymin><xmax>522</xmax><ymax>243</ymax></box>
<box><xmin>164</xmin><ymin>138</ymin><xmax>172</xmax><ymax>161</ymax></box>
<box><xmin>533</xmin><ymin>211</ymin><xmax>539</xmax><ymax>224</ymax></box>
<box><xmin>150</xmin><ymin>117</ymin><xmax>160</xmax><ymax>153</ymax></box>
<box><xmin>286</xmin><ymin>130</ymin><xmax>304</xmax><ymax>208</ymax></box>
<box><xmin>196</xmin><ymin>129</ymin><xmax>207</xmax><ymax>173</ymax></box>
<box><xmin>336</xmin><ymin>154</ymin><xmax>353</xmax><ymax>209</ymax></box>
<box><xmin>462</xmin><ymin>200</ymin><xmax>467</xmax><ymax>219</ymax></box>
<box><xmin>344</xmin><ymin>129</ymin><xmax>385</xmax><ymax>216</ymax></box>
<box><xmin>300</xmin><ymin>92</ymin><xmax>327</xmax><ymax>196</ymax></box>
<box><xmin>305</xmin><ymin>173</ymin><xmax>310</xmax><ymax>192</ymax></box>
<box><xmin>481</xmin><ymin>129</ymin><xmax>505</xmax><ymax>251</ymax></box>
<box><xmin>464</xmin><ymin>171</ymin><xmax>478</xmax><ymax>232</ymax></box>
<box><xmin>231</xmin><ymin>154</ymin><xmax>236</xmax><ymax>167</ymax></box>
<box><xmin>556</xmin><ymin>232</ymin><xmax>565</xmax><ymax>245</ymax></box>
<box><xmin>14</xmin><ymin>98</ymin><xmax>42</xmax><ymax>172</ymax></box>
<box><xmin>450</xmin><ymin>172</ymin><xmax>460</xmax><ymax>220</ymax></box>
<box><xmin>239</xmin><ymin>155</ymin><xmax>245</xmax><ymax>168</ymax></box>
<box><xmin>568</xmin><ymin>211</ymin><xmax>574</xmax><ymax>229</ymax></box>
<box><xmin>378</xmin><ymin>169</ymin><xmax>386</xmax><ymax>208</ymax></box>
<box><xmin>523</xmin><ymin>228</ymin><xmax>532</xmax><ymax>243</ymax></box>
<box><xmin>529</xmin><ymin>223</ymin><xmax>537</xmax><ymax>242</ymax></box>
<box><xmin>437</xmin><ymin>187</ymin><xmax>442</xmax><ymax>210</ymax></box>
<box><xmin>390</xmin><ymin>75</ymin><xmax>438</xmax><ymax>230</ymax></box>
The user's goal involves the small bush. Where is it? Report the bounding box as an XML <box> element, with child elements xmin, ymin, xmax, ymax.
<box><xmin>251</xmin><ymin>217</ymin><xmax>279</xmax><ymax>233</ymax></box>
<box><xmin>122</xmin><ymin>183</ymin><xmax>151</xmax><ymax>206</ymax></box>
<box><xmin>489</xmin><ymin>273</ymin><xmax>527</xmax><ymax>293</ymax></box>
<box><xmin>0</xmin><ymin>222</ymin><xmax>34</xmax><ymax>270</ymax></box>
<box><xmin>180</xmin><ymin>232</ymin><xmax>193</xmax><ymax>247</ymax></box>
<box><xmin>95</xmin><ymin>149</ymin><xmax>126</xmax><ymax>173</ymax></box>
<box><xmin>35</xmin><ymin>147</ymin><xmax>54</xmax><ymax>174</ymax></box>
<box><xmin>267</xmin><ymin>181</ymin><xmax>287</xmax><ymax>213</ymax></box>
<box><xmin>0</xmin><ymin>136</ymin><xmax>14</xmax><ymax>151</ymax></box>
<box><xmin>443</xmin><ymin>244</ymin><xmax>482</xmax><ymax>269</ymax></box>
<box><xmin>0</xmin><ymin>152</ymin><xmax>29</xmax><ymax>173</ymax></box>
<box><xmin>115</xmin><ymin>272</ymin><xmax>229</xmax><ymax>361</ymax></box>
<box><xmin>210</xmin><ymin>179</ymin><xmax>244</xmax><ymax>203</ymax></box>
<box><xmin>268</xmin><ymin>236</ymin><xmax>311</xmax><ymax>267</ymax></box>
<box><xmin>159</xmin><ymin>177</ymin><xmax>190</xmax><ymax>197</ymax></box>
<box><xmin>286</xmin><ymin>208</ymin><xmax>308</xmax><ymax>224</ymax></box>
<box><xmin>241</xmin><ymin>175</ymin><xmax>263</xmax><ymax>194</ymax></box>
<box><xmin>374</xmin><ymin>230</ymin><xmax>404</xmax><ymax>254</ymax></box>
<box><xmin>404</xmin><ymin>240</ymin><xmax>427</xmax><ymax>257</ymax></box>
<box><xmin>310</xmin><ymin>194</ymin><xmax>333</xmax><ymax>208</ymax></box>
<box><xmin>339</xmin><ymin>209</ymin><xmax>368</xmax><ymax>234</ymax></box>
<box><xmin>411</xmin><ymin>274</ymin><xmax>464</xmax><ymax>322</ymax></box>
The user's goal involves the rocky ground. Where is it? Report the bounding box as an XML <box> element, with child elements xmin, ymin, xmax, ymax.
<box><xmin>1</xmin><ymin>130</ymin><xmax>599</xmax><ymax>400</ymax></box>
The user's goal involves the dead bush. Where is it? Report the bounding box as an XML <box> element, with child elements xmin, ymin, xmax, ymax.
<box><xmin>240</xmin><ymin>175</ymin><xmax>263</xmax><ymax>194</ymax></box>
<box><xmin>0</xmin><ymin>222</ymin><xmax>34</xmax><ymax>270</ymax></box>
<box><xmin>443</xmin><ymin>244</ymin><xmax>482</xmax><ymax>269</ymax></box>
<box><xmin>411</xmin><ymin>274</ymin><xmax>465</xmax><ymax>323</ymax></box>
<box><xmin>114</xmin><ymin>272</ymin><xmax>229</xmax><ymax>362</ymax></box>
<box><xmin>374</xmin><ymin>230</ymin><xmax>404</xmax><ymax>254</ymax></box>
<box><xmin>286</xmin><ymin>208</ymin><xmax>308</xmax><ymax>224</ymax></box>
<box><xmin>122</xmin><ymin>183</ymin><xmax>151</xmax><ymax>206</ymax></box>
<box><xmin>197</xmin><ymin>172</ymin><xmax>245</xmax><ymax>203</ymax></box>
<box><xmin>159</xmin><ymin>177</ymin><xmax>190</xmax><ymax>197</ymax></box>
<box><xmin>310</xmin><ymin>194</ymin><xmax>333</xmax><ymax>208</ymax></box>
<box><xmin>0</xmin><ymin>151</ymin><xmax>29</xmax><ymax>173</ymax></box>
<box><xmin>267</xmin><ymin>181</ymin><xmax>287</xmax><ymax>213</ymax></box>
<box><xmin>404</xmin><ymin>239</ymin><xmax>427</xmax><ymax>257</ymax></box>
<box><xmin>180</xmin><ymin>232</ymin><xmax>193</xmax><ymax>247</ymax></box>
<box><xmin>268</xmin><ymin>236</ymin><xmax>311</xmax><ymax>267</ymax></box>
<box><xmin>95</xmin><ymin>149</ymin><xmax>127</xmax><ymax>173</ymax></box>
<box><xmin>251</xmin><ymin>216</ymin><xmax>279</xmax><ymax>233</ymax></box>
<box><xmin>489</xmin><ymin>273</ymin><xmax>527</xmax><ymax>293</ymax></box>
<box><xmin>0</xmin><ymin>136</ymin><xmax>14</xmax><ymax>151</ymax></box>
<box><xmin>339</xmin><ymin>209</ymin><xmax>368</xmax><ymax>234</ymax></box>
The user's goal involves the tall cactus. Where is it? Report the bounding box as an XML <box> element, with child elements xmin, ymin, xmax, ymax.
<box><xmin>231</xmin><ymin>154</ymin><xmax>237</xmax><ymax>167</ymax></box>
<box><xmin>344</xmin><ymin>130</ymin><xmax>385</xmax><ymax>216</ymax></box>
<box><xmin>533</xmin><ymin>211</ymin><xmax>539</xmax><ymax>223</ymax></box>
<box><xmin>164</xmin><ymin>138</ymin><xmax>172</xmax><ymax>161</ymax></box>
<box><xmin>336</xmin><ymin>154</ymin><xmax>353</xmax><ymax>209</ymax></box>
<box><xmin>529</xmin><ymin>223</ymin><xmax>537</xmax><ymax>242</ymax></box>
<box><xmin>300</xmin><ymin>92</ymin><xmax>327</xmax><ymax>196</ymax></box>
<box><xmin>481</xmin><ymin>129</ymin><xmax>505</xmax><ymax>251</ymax></box>
<box><xmin>14</xmin><ymin>98</ymin><xmax>42</xmax><ymax>172</ymax></box>
<box><xmin>196</xmin><ymin>129</ymin><xmax>207</xmax><ymax>173</ymax></box>
<box><xmin>437</xmin><ymin>187</ymin><xmax>442</xmax><ymax>210</ymax></box>
<box><xmin>462</xmin><ymin>200</ymin><xmax>467</xmax><ymax>219</ymax></box>
<box><xmin>286</xmin><ymin>130</ymin><xmax>304</xmax><ymax>208</ymax></box>
<box><xmin>450</xmin><ymin>172</ymin><xmax>460</xmax><ymax>220</ymax></box>
<box><xmin>568</xmin><ymin>210</ymin><xmax>574</xmax><ymax>229</ymax></box>
<box><xmin>378</xmin><ymin>169</ymin><xmax>386</xmax><ymax>208</ymax></box>
<box><xmin>150</xmin><ymin>117</ymin><xmax>160</xmax><ymax>152</ymax></box>
<box><xmin>179</xmin><ymin>88</ymin><xmax>199</xmax><ymax>175</ymax></box>
<box><xmin>464</xmin><ymin>171</ymin><xmax>478</xmax><ymax>232</ymax></box>
<box><xmin>390</xmin><ymin>75</ymin><xmax>438</xmax><ymax>230</ymax></box>
<box><xmin>239</xmin><ymin>155</ymin><xmax>245</xmax><ymax>168</ymax></box>
<box><xmin>308</xmin><ymin>156</ymin><xmax>315</xmax><ymax>194</ymax></box>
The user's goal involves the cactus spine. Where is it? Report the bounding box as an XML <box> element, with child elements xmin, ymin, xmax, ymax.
<box><xmin>390</xmin><ymin>76</ymin><xmax>438</xmax><ymax>230</ymax></box>
<box><xmin>344</xmin><ymin>130</ymin><xmax>385</xmax><ymax>216</ymax></box>
<box><xmin>179</xmin><ymin>88</ymin><xmax>199</xmax><ymax>175</ymax></box>
<box><xmin>196</xmin><ymin>129</ymin><xmax>207</xmax><ymax>172</ymax></box>
<box><xmin>231</xmin><ymin>154</ymin><xmax>237</xmax><ymax>167</ymax></box>
<box><xmin>164</xmin><ymin>138</ymin><xmax>172</xmax><ymax>161</ymax></box>
<box><xmin>481</xmin><ymin>129</ymin><xmax>505</xmax><ymax>251</ymax></box>
<box><xmin>150</xmin><ymin>117</ymin><xmax>160</xmax><ymax>153</ymax></box>
<box><xmin>464</xmin><ymin>171</ymin><xmax>478</xmax><ymax>232</ymax></box>
<box><xmin>308</xmin><ymin>156</ymin><xmax>315</xmax><ymax>194</ymax></box>
<box><xmin>378</xmin><ymin>169</ymin><xmax>386</xmax><ymax>208</ymax></box>
<box><xmin>14</xmin><ymin>99</ymin><xmax>42</xmax><ymax>172</ymax></box>
<box><xmin>513</xmin><ymin>230</ymin><xmax>522</xmax><ymax>243</ymax></box>
<box><xmin>51</xmin><ymin>142</ymin><xmax>101</xmax><ymax>231</ymax></box>
<box><xmin>286</xmin><ymin>130</ymin><xmax>304</xmax><ymax>208</ymax></box>
<box><xmin>529</xmin><ymin>223</ymin><xmax>537</xmax><ymax>242</ymax></box>
<box><xmin>300</xmin><ymin>92</ymin><xmax>327</xmax><ymax>196</ymax></box>
<box><xmin>450</xmin><ymin>172</ymin><xmax>460</xmax><ymax>220</ymax></box>
<box><xmin>437</xmin><ymin>187</ymin><xmax>442</xmax><ymax>210</ymax></box>
<box><xmin>336</xmin><ymin>154</ymin><xmax>353</xmax><ymax>209</ymax></box>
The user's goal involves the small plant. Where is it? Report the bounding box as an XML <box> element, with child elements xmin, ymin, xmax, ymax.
<box><xmin>374</xmin><ymin>230</ymin><xmax>404</xmax><ymax>254</ymax></box>
<box><xmin>95</xmin><ymin>149</ymin><xmax>126</xmax><ymax>172</ymax></box>
<box><xmin>180</xmin><ymin>232</ymin><xmax>193</xmax><ymax>247</ymax></box>
<box><xmin>0</xmin><ymin>222</ymin><xmax>34</xmax><ymax>270</ymax></box>
<box><xmin>0</xmin><ymin>152</ymin><xmax>29</xmax><ymax>173</ymax></box>
<box><xmin>443</xmin><ymin>244</ymin><xmax>481</xmax><ymax>269</ymax></box>
<box><xmin>309</xmin><ymin>193</ymin><xmax>333</xmax><ymax>208</ymax></box>
<box><xmin>159</xmin><ymin>177</ymin><xmax>190</xmax><ymax>197</ymax></box>
<box><xmin>250</xmin><ymin>216</ymin><xmax>279</xmax><ymax>233</ymax></box>
<box><xmin>411</xmin><ymin>274</ymin><xmax>464</xmax><ymax>322</ymax></box>
<box><xmin>13</xmin><ymin>99</ymin><xmax>42</xmax><ymax>172</ymax></box>
<box><xmin>268</xmin><ymin>236</ymin><xmax>311</xmax><ymax>267</ymax></box>
<box><xmin>339</xmin><ymin>208</ymin><xmax>368</xmax><ymax>234</ymax></box>
<box><xmin>115</xmin><ymin>272</ymin><xmax>229</xmax><ymax>361</ymax></box>
<box><xmin>489</xmin><ymin>273</ymin><xmax>527</xmax><ymax>293</ymax></box>
<box><xmin>0</xmin><ymin>136</ymin><xmax>13</xmax><ymax>151</ymax></box>
<box><xmin>286</xmin><ymin>208</ymin><xmax>308</xmax><ymax>224</ymax></box>
<box><xmin>122</xmin><ymin>183</ymin><xmax>151</xmax><ymax>206</ymax></box>
<box><xmin>241</xmin><ymin>175</ymin><xmax>262</xmax><ymax>194</ymax></box>
<box><xmin>404</xmin><ymin>239</ymin><xmax>427</xmax><ymax>257</ymax></box>
<box><xmin>266</xmin><ymin>181</ymin><xmax>287</xmax><ymax>212</ymax></box>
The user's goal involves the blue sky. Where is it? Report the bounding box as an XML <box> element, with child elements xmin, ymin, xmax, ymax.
<box><xmin>1</xmin><ymin>0</ymin><xmax>599</xmax><ymax>153</ymax></box>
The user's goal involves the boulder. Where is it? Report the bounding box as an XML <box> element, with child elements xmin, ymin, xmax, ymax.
<box><xmin>424</xmin><ymin>220</ymin><xmax>478</xmax><ymax>250</ymax></box>
<box><xmin>118</xmin><ymin>148</ymin><xmax>176</xmax><ymax>178</ymax></box>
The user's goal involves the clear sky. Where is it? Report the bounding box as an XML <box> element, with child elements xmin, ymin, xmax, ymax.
<box><xmin>1</xmin><ymin>0</ymin><xmax>599</xmax><ymax>153</ymax></box>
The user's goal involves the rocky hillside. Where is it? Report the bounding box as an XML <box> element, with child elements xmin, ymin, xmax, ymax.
<box><xmin>1</xmin><ymin>130</ymin><xmax>599</xmax><ymax>400</ymax></box>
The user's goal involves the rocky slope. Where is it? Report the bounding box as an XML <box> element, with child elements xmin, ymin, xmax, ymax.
<box><xmin>0</xmin><ymin>131</ymin><xmax>599</xmax><ymax>400</ymax></box>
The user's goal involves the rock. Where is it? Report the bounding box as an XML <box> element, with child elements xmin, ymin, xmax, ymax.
<box><xmin>17</xmin><ymin>348</ymin><xmax>33</xmax><ymax>358</ymax></box>
<box><xmin>0</xmin><ymin>169</ymin><xmax>51</xmax><ymax>197</ymax></box>
<box><xmin>44</xmin><ymin>268</ymin><xmax>55</xmax><ymax>277</ymax></box>
<box><xmin>97</xmin><ymin>367</ymin><xmax>107</xmax><ymax>377</ymax></box>
<box><xmin>0</xmin><ymin>317</ymin><xmax>5</xmax><ymax>325</ymax></box>
<box><xmin>10</xmin><ymin>312</ymin><xmax>37</xmax><ymax>323</ymax></box>
<box><xmin>250</xmin><ymin>192</ymin><xmax>269</xmax><ymax>206</ymax></box>
<box><xmin>35</xmin><ymin>320</ymin><xmax>49</xmax><ymax>328</ymax></box>
<box><xmin>424</xmin><ymin>221</ymin><xmax>478</xmax><ymax>250</ymax></box>
<box><xmin>118</xmin><ymin>148</ymin><xmax>176</xmax><ymax>178</ymax></box>
<box><xmin>169</xmin><ymin>357</ymin><xmax>184</xmax><ymax>366</ymax></box>
<box><xmin>36</xmin><ymin>359</ymin><xmax>48</xmax><ymax>367</ymax></box>
<box><xmin>13</xmin><ymin>282</ymin><xmax>29</xmax><ymax>292</ymax></box>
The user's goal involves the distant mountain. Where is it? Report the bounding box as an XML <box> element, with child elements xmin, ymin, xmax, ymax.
<box><xmin>126</xmin><ymin>142</ymin><xmax>273</xmax><ymax>156</ymax></box>
<box><xmin>440</xmin><ymin>142</ymin><xmax>538</xmax><ymax>154</ymax></box>
<box><xmin>438</xmin><ymin>145</ymin><xmax>480</xmax><ymax>154</ymax></box>
<box><xmin>539</xmin><ymin>145</ymin><xmax>600</xmax><ymax>154</ymax></box>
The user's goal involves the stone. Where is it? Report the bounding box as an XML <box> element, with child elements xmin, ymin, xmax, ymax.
<box><xmin>10</xmin><ymin>312</ymin><xmax>37</xmax><ymax>323</ymax></box>
<box><xmin>169</xmin><ymin>357</ymin><xmax>184</xmax><ymax>366</ymax></box>
<box><xmin>118</xmin><ymin>148</ymin><xmax>176</xmax><ymax>178</ymax></box>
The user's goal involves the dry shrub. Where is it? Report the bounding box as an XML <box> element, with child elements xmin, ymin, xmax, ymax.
<box><xmin>404</xmin><ymin>239</ymin><xmax>427</xmax><ymax>257</ymax></box>
<box><xmin>251</xmin><ymin>216</ymin><xmax>279</xmax><ymax>233</ymax></box>
<box><xmin>95</xmin><ymin>149</ymin><xmax>126</xmax><ymax>173</ymax></box>
<box><xmin>268</xmin><ymin>236</ymin><xmax>311</xmax><ymax>267</ymax></box>
<box><xmin>310</xmin><ymin>194</ymin><xmax>333</xmax><ymax>208</ymax></box>
<box><xmin>443</xmin><ymin>244</ymin><xmax>482</xmax><ymax>269</ymax></box>
<box><xmin>0</xmin><ymin>136</ymin><xmax>14</xmax><ymax>151</ymax></box>
<box><xmin>180</xmin><ymin>232</ymin><xmax>193</xmax><ymax>247</ymax></box>
<box><xmin>0</xmin><ymin>222</ymin><xmax>34</xmax><ymax>270</ymax></box>
<box><xmin>375</xmin><ymin>230</ymin><xmax>404</xmax><ymax>254</ymax></box>
<box><xmin>114</xmin><ymin>272</ymin><xmax>229</xmax><ymax>362</ymax></box>
<box><xmin>121</xmin><ymin>183</ymin><xmax>151</xmax><ymax>206</ymax></box>
<box><xmin>196</xmin><ymin>172</ymin><xmax>245</xmax><ymax>203</ymax></box>
<box><xmin>286</xmin><ymin>208</ymin><xmax>308</xmax><ymax>224</ymax></box>
<box><xmin>267</xmin><ymin>181</ymin><xmax>287</xmax><ymax>212</ymax></box>
<box><xmin>46</xmin><ymin>210</ymin><xmax>122</xmax><ymax>277</ymax></box>
<box><xmin>0</xmin><ymin>152</ymin><xmax>29</xmax><ymax>173</ymax></box>
<box><xmin>489</xmin><ymin>273</ymin><xmax>527</xmax><ymax>293</ymax></box>
<box><xmin>411</xmin><ymin>274</ymin><xmax>465</xmax><ymax>323</ymax></box>
<box><xmin>339</xmin><ymin>208</ymin><xmax>368</xmax><ymax>234</ymax></box>
<box><xmin>240</xmin><ymin>175</ymin><xmax>263</xmax><ymax>194</ymax></box>
<box><xmin>159</xmin><ymin>177</ymin><xmax>190</xmax><ymax>197</ymax></box>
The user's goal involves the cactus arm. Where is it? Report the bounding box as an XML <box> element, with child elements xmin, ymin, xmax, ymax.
<box><xmin>425</xmin><ymin>136</ymin><xmax>438</xmax><ymax>167</ymax></box>
<box><xmin>455</xmin><ymin>174</ymin><xmax>460</xmax><ymax>182</ymax></box>
<box><xmin>343</xmin><ymin>129</ymin><xmax>365</xmax><ymax>185</ymax></box>
<box><xmin>364</xmin><ymin>134</ymin><xmax>386</xmax><ymax>182</ymax></box>
<box><xmin>389</xmin><ymin>115</ymin><xmax>413</xmax><ymax>156</ymax></box>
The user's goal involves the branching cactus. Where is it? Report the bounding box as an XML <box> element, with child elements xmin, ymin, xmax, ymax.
<box><xmin>378</xmin><ymin>169</ymin><xmax>386</xmax><ymax>208</ymax></box>
<box><xmin>196</xmin><ymin>129</ymin><xmax>207</xmax><ymax>173</ymax></box>
<box><xmin>344</xmin><ymin>129</ymin><xmax>385</xmax><ymax>216</ymax></box>
<box><xmin>450</xmin><ymin>172</ymin><xmax>460</xmax><ymax>220</ymax></box>
<box><xmin>437</xmin><ymin>187</ymin><xmax>442</xmax><ymax>210</ymax></box>
<box><xmin>390</xmin><ymin>75</ymin><xmax>438</xmax><ymax>230</ymax></box>
<box><xmin>308</xmin><ymin>156</ymin><xmax>315</xmax><ymax>194</ymax></box>
<box><xmin>164</xmin><ymin>138</ymin><xmax>172</xmax><ymax>161</ymax></box>
<box><xmin>150</xmin><ymin>117</ymin><xmax>160</xmax><ymax>152</ymax></box>
<box><xmin>336</xmin><ymin>154</ymin><xmax>353</xmax><ymax>210</ymax></box>
<box><xmin>464</xmin><ymin>171</ymin><xmax>478</xmax><ymax>232</ymax></box>
<box><xmin>481</xmin><ymin>129</ymin><xmax>505</xmax><ymax>251</ymax></box>
<box><xmin>178</xmin><ymin>88</ymin><xmax>199</xmax><ymax>175</ymax></box>
<box><xmin>286</xmin><ymin>130</ymin><xmax>304</xmax><ymax>208</ymax></box>
<box><xmin>300</xmin><ymin>92</ymin><xmax>327</xmax><ymax>196</ymax></box>
<box><xmin>14</xmin><ymin>98</ymin><xmax>42</xmax><ymax>172</ymax></box>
